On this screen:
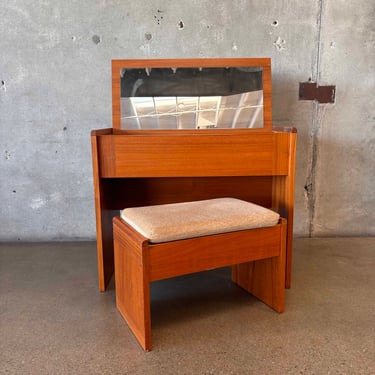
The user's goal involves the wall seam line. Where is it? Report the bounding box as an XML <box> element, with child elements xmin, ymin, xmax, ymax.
<box><xmin>307</xmin><ymin>0</ymin><xmax>324</xmax><ymax>237</ymax></box>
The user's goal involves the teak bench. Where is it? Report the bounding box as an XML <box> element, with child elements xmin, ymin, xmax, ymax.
<box><xmin>113</xmin><ymin>198</ymin><xmax>286</xmax><ymax>350</ymax></box>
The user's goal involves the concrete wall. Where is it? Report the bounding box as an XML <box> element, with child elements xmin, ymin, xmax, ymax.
<box><xmin>1</xmin><ymin>1</ymin><xmax>374</xmax><ymax>241</ymax></box>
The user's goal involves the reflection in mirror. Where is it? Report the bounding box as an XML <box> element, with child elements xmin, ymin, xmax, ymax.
<box><xmin>120</xmin><ymin>67</ymin><xmax>264</xmax><ymax>130</ymax></box>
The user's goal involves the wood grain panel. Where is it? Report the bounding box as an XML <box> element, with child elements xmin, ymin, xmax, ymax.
<box><xmin>148</xmin><ymin>225</ymin><xmax>281</xmax><ymax>282</ymax></box>
<box><xmin>97</xmin><ymin>133</ymin><xmax>289</xmax><ymax>178</ymax></box>
<box><xmin>91</xmin><ymin>133</ymin><xmax>116</xmax><ymax>291</ymax></box>
<box><xmin>232</xmin><ymin>218</ymin><xmax>287</xmax><ymax>312</ymax></box>
<box><xmin>113</xmin><ymin>218</ymin><xmax>151</xmax><ymax>350</ymax></box>
<box><xmin>272</xmin><ymin>131</ymin><xmax>297</xmax><ymax>288</ymax></box>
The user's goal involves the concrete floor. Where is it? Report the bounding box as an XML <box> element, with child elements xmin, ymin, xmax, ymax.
<box><xmin>1</xmin><ymin>238</ymin><xmax>374</xmax><ymax>374</ymax></box>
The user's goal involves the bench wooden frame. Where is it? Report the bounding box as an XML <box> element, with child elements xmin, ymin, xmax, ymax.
<box><xmin>113</xmin><ymin>215</ymin><xmax>287</xmax><ymax>350</ymax></box>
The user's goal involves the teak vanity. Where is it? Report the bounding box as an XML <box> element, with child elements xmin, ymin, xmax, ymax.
<box><xmin>91</xmin><ymin>58</ymin><xmax>296</xmax><ymax>350</ymax></box>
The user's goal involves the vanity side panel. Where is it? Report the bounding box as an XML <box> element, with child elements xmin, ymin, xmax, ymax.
<box><xmin>272</xmin><ymin>131</ymin><xmax>297</xmax><ymax>288</ymax></box>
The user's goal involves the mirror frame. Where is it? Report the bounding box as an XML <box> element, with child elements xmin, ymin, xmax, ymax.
<box><xmin>112</xmin><ymin>58</ymin><xmax>272</xmax><ymax>132</ymax></box>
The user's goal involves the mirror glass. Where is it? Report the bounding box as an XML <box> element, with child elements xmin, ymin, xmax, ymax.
<box><xmin>120</xmin><ymin>67</ymin><xmax>264</xmax><ymax>130</ymax></box>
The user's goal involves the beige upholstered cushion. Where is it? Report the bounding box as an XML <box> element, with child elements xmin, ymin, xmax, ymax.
<box><xmin>120</xmin><ymin>198</ymin><xmax>280</xmax><ymax>243</ymax></box>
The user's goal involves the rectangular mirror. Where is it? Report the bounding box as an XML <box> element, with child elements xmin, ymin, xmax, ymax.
<box><xmin>112</xmin><ymin>59</ymin><xmax>272</xmax><ymax>131</ymax></box>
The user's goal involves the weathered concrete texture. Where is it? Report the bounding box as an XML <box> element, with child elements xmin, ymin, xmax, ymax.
<box><xmin>311</xmin><ymin>1</ymin><xmax>375</xmax><ymax>236</ymax></box>
<box><xmin>0</xmin><ymin>1</ymin><xmax>373</xmax><ymax>239</ymax></box>
<box><xmin>1</xmin><ymin>239</ymin><xmax>375</xmax><ymax>374</ymax></box>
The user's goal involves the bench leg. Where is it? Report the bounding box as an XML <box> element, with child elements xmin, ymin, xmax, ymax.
<box><xmin>114</xmin><ymin>231</ymin><xmax>152</xmax><ymax>351</ymax></box>
<box><xmin>232</xmin><ymin>223</ymin><xmax>286</xmax><ymax>313</ymax></box>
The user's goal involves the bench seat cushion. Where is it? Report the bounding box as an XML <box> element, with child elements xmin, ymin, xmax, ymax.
<box><xmin>120</xmin><ymin>198</ymin><xmax>280</xmax><ymax>243</ymax></box>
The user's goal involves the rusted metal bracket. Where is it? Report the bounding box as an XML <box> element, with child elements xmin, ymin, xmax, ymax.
<box><xmin>299</xmin><ymin>82</ymin><xmax>336</xmax><ymax>103</ymax></box>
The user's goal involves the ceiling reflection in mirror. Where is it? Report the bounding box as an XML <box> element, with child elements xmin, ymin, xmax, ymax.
<box><xmin>120</xmin><ymin>67</ymin><xmax>264</xmax><ymax>130</ymax></box>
